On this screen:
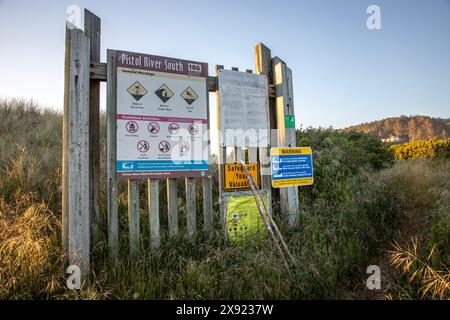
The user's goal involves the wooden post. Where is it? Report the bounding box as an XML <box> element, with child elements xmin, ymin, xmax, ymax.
<box><xmin>84</xmin><ymin>9</ymin><xmax>101</xmax><ymax>248</ymax></box>
<box><xmin>202</xmin><ymin>85</ymin><xmax>213</xmax><ymax>240</ymax></box>
<box><xmin>106</xmin><ymin>50</ymin><xmax>119</xmax><ymax>259</ymax></box>
<box><xmin>272</xmin><ymin>57</ymin><xmax>299</xmax><ymax>227</ymax></box>
<box><xmin>185</xmin><ymin>178</ymin><xmax>196</xmax><ymax>241</ymax></box>
<box><xmin>167</xmin><ymin>178</ymin><xmax>178</xmax><ymax>237</ymax></box>
<box><xmin>128</xmin><ymin>180</ymin><xmax>140</xmax><ymax>257</ymax></box>
<box><xmin>215</xmin><ymin>65</ymin><xmax>227</xmax><ymax>236</ymax></box>
<box><xmin>62</xmin><ymin>25</ymin><xmax>71</xmax><ymax>253</ymax></box>
<box><xmin>62</xmin><ymin>25</ymin><xmax>91</xmax><ymax>278</ymax></box>
<box><xmin>148</xmin><ymin>179</ymin><xmax>160</xmax><ymax>249</ymax></box>
<box><xmin>255</xmin><ymin>43</ymin><xmax>274</xmax><ymax>216</ymax></box>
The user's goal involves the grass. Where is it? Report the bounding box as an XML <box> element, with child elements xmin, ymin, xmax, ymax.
<box><xmin>0</xmin><ymin>99</ymin><xmax>448</xmax><ymax>299</ymax></box>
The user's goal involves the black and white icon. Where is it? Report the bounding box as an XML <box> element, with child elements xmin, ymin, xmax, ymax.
<box><xmin>137</xmin><ymin>140</ymin><xmax>150</xmax><ymax>153</ymax></box>
<box><xmin>168</xmin><ymin>123</ymin><xmax>180</xmax><ymax>135</ymax></box>
<box><xmin>155</xmin><ymin>84</ymin><xmax>174</xmax><ymax>103</ymax></box>
<box><xmin>188</xmin><ymin>124</ymin><xmax>199</xmax><ymax>136</ymax></box>
<box><xmin>181</xmin><ymin>87</ymin><xmax>199</xmax><ymax>105</ymax></box>
<box><xmin>127</xmin><ymin>81</ymin><xmax>148</xmax><ymax>101</ymax></box>
<box><xmin>179</xmin><ymin>141</ymin><xmax>190</xmax><ymax>153</ymax></box>
<box><xmin>148</xmin><ymin>122</ymin><xmax>160</xmax><ymax>134</ymax></box>
<box><xmin>158</xmin><ymin>141</ymin><xmax>171</xmax><ymax>153</ymax></box>
<box><xmin>126</xmin><ymin>121</ymin><xmax>139</xmax><ymax>134</ymax></box>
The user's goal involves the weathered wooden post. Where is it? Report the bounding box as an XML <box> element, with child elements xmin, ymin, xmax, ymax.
<box><xmin>255</xmin><ymin>44</ymin><xmax>275</xmax><ymax>215</ymax></box>
<box><xmin>128</xmin><ymin>180</ymin><xmax>140</xmax><ymax>257</ymax></box>
<box><xmin>106</xmin><ymin>49</ymin><xmax>119</xmax><ymax>260</ymax></box>
<box><xmin>255</xmin><ymin>43</ymin><xmax>299</xmax><ymax>227</ymax></box>
<box><xmin>84</xmin><ymin>9</ymin><xmax>101</xmax><ymax>248</ymax></box>
<box><xmin>272</xmin><ymin>57</ymin><xmax>299</xmax><ymax>227</ymax></box>
<box><xmin>185</xmin><ymin>178</ymin><xmax>197</xmax><ymax>241</ymax></box>
<box><xmin>148</xmin><ymin>179</ymin><xmax>160</xmax><ymax>248</ymax></box>
<box><xmin>215</xmin><ymin>65</ymin><xmax>227</xmax><ymax>235</ymax></box>
<box><xmin>62</xmin><ymin>23</ymin><xmax>91</xmax><ymax>279</ymax></box>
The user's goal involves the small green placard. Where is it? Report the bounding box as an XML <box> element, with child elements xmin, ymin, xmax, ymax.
<box><xmin>226</xmin><ymin>194</ymin><xmax>268</xmax><ymax>242</ymax></box>
<box><xmin>285</xmin><ymin>115</ymin><xmax>295</xmax><ymax>129</ymax></box>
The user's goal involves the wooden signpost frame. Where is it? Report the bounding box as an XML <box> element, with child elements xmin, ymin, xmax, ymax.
<box><xmin>62</xmin><ymin>9</ymin><xmax>299</xmax><ymax>282</ymax></box>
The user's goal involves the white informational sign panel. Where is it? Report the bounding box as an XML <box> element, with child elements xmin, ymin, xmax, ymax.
<box><xmin>218</xmin><ymin>69</ymin><xmax>269</xmax><ymax>147</ymax></box>
<box><xmin>115</xmin><ymin>50</ymin><xmax>209</xmax><ymax>180</ymax></box>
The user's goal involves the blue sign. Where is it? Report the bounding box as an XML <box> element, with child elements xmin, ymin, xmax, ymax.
<box><xmin>270</xmin><ymin>147</ymin><xmax>314</xmax><ymax>188</ymax></box>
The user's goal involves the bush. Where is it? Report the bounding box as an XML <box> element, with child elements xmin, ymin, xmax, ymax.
<box><xmin>390</xmin><ymin>138</ymin><xmax>450</xmax><ymax>160</ymax></box>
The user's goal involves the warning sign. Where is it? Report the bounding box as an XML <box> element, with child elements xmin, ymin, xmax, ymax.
<box><xmin>224</xmin><ymin>163</ymin><xmax>260</xmax><ymax>191</ymax></box>
<box><xmin>270</xmin><ymin>147</ymin><xmax>314</xmax><ymax>188</ymax></box>
<box><xmin>181</xmin><ymin>87</ymin><xmax>199</xmax><ymax>105</ymax></box>
<box><xmin>155</xmin><ymin>84</ymin><xmax>174</xmax><ymax>103</ymax></box>
<box><xmin>127</xmin><ymin>81</ymin><xmax>148</xmax><ymax>101</ymax></box>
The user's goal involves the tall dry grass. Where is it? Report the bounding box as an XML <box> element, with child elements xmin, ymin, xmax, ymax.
<box><xmin>0</xmin><ymin>194</ymin><xmax>63</xmax><ymax>299</ymax></box>
<box><xmin>0</xmin><ymin>99</ymin><xmax>448</xmax><ymax>299</ymax></box>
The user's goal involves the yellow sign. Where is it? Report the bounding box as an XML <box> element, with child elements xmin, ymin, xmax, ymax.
<box><xmin>224</xmin><ymin>163</ymin><xmax>260</xmax><ymax>191</ymax></box>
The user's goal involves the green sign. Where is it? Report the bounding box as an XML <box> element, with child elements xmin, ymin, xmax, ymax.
<box><xmin>284</xmin><ymin>115</ymin><xmax>295</xmax><ymax>129</ymax></box>
<box><xmin>226</xmin><ymin>194</ymin><xmax>268</xmax><ymax>242</ymax></box>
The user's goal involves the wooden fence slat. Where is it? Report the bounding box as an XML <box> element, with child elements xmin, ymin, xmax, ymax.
<box><xmin>226</xmin><ymin>147</ymin><xmax>236</xmax><ymax>164</ymax></box>
<box><xmin>128</xmin><ymin>180</ymin><xmax>140</xmax><ymax>257</ymax></box>
<box><xmin>185</xmin><ymin>178</ymin><xmax>196</xmax><ymax>241</ymax></box>
<box><xmin>148</xmin><ymin>179</ymin><xmax>160</xmax><ymax>249</ymax></box>
<box><xmin>167</xmin><ymin>178</ymin><xmax>178</xmax><ymax>237</ymax></box>
<box><xmin>84</xmin><ymin>9</ymin><xmax>101</xmax><ymax>249</ymax></box>
<box><xmin>248</xmin><ymin>147</ymin><xmax>258</xmax><ymax>163</ymax></box>
<box><xmin>106</xmin><ymin>49</ymin><xmax>119</xmax><ymax>259</ymax></box>
<box><xmin>65</xmin><ymin>27</ymin><xmax>91</xmax><ymax>278</ymax></box>
<box><xmin>202</xmin><ymin>176</ymin><xmax>213</xmax><ymax>239</ymax></box>
<box><xmin>236</xmin><ymin>148</ymin><xmax>244</xmax><ymax>163</ymax></box>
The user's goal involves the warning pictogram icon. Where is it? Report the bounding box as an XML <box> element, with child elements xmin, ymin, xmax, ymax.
<box><xmin>155</xmin><ymin>84</ymin><xmax>174</xmax><ymax>103</ymax></box>
<box><xmin>181</xmin><ymin>87</ymin><xmax>199</xmax><ymax>105</ymax></box>
<box><xmin>127</xmin><ymin>81</ymin><xmax>148</xmax><ymax>101</ymax></box>
<box><xmin>188</xmin><ymin>124</ymin><xmax>199</xmax><ymax>136</ymax></box>
<box><xmin>168</xmin><ymin>123</ymin><xmax>180</xmax><ymax>135</ymax></box>
<box><xmin>137</xmin><ymin>140</ymin><xmax>150</xmax><ymax>153</ymax></box>
<box><xmin>126</xmin><ymin>121</ymin><xmax>139</xmax><ymax>134</ymax></box>
<box><xmin>158</xmin><ymin>141</ymin><xmax>171</xmax><ymax>153</ymax></box>
<box><xmin>179</xmin><ymin>141</ymin><xmax>190</xmax><ymax>153</ymax></box>
<box><xmin>148</xmin><ymin>122</ymin><xmax>160</xmax><ymax>134</ymax></box>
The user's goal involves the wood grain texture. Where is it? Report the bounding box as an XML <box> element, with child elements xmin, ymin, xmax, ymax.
<box><xmin>202</xmin><ymin>80</ymin><xmax>214</xmax><ymax>240</ymax></box>
<box><xmin>148</xmin><ymin>179</ymin><xmax>160</xmax><ymax>249</ymax></box>
<box><xmin>272</xmin><ymin>57</ymin><xmax>299</xmax><ymax>227</ymax></box>
<box><xmin>106</xmin><ymin>49</ymin><xmax>119</xmax><ymax>260</ymax></box>
<box><xmin>185</xmin><ymin>178</ymin><xmax>197</xmax><ymax>241</ymax></box>
<box><xmin>128</xmin><ymin>180</ymin><xmax>140</xmax><ymax>258</ymax></box>
<box><xmin>215</xmin><ymin>65</ymin><xmax>227</xmax><ymax>236</ymax></box>
<box><xmin>167</xmin><ymin>178</ymin><xmax>178</xmax><ymax>237</ymax></box>
<box><xmin>84</xmin><ymin>9</ymin><xmax>101</xmax><ymax>249</ymax></box>
<box><xmin>254</xmin><ymin>43</ymin><xmax>274</xmax><ymax>215</ymax></box>
<box><xmin>66</xmin><ymin>27</ymin><xmax>91</xmax><ymax>277</ymax></box>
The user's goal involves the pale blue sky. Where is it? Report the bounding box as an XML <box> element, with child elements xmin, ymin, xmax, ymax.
<box><xmin>0</xmin><ymin>0</ymin><xmax>449</xmax><ymax>129</ymax></box>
